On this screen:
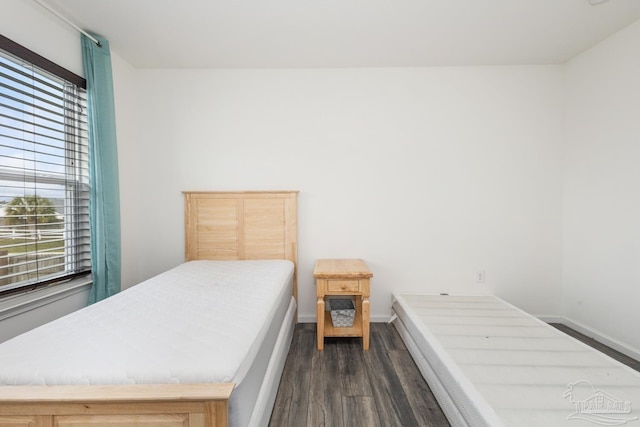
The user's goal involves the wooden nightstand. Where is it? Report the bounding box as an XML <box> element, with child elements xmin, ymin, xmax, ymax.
<box><xmin>314</xmin><ymin>259</ymin><xmax>373</xmax><ymax>351</ymax></box>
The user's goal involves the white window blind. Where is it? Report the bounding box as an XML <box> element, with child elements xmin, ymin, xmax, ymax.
<box><xmin>0</xmin><ymin>36</ymin><xmax>90</xmax><ymax>295</ymax></box>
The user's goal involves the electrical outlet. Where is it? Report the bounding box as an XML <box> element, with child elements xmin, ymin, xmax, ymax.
<box><xmin>476</xmin><ymin>270</ymin><xmax>486</xmax><ymax>283</ymax></box>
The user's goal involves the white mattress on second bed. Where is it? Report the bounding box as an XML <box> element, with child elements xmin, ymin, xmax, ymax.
<box><xmin>393</xmin><ymin>294</ymin><xmax>640</xmax><ymax>427</ymax></box>
<box><xmin>0</xmin><ymin>259</ymin><xmax>294</xmax><ymax>387</ymax></box>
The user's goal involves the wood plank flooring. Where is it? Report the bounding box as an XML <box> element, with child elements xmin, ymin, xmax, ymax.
<box><xmin>550</xmin><ymin>323</ymin><xmax>640</xmax><ymax>372</ymax></box>
<box><xmin>270</xmin><ymin>322</ymin><xmax>640</xmax><ymax>426</ymax></box>
<box><xmin>270</xmin><ymin>322</ymin><xmax>449</xmax><ymax>427</ymax></box>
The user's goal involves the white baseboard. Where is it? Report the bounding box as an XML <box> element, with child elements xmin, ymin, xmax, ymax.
<box><xmin>538</xmin><ymin>315</ymin><xmax>640</xmax><ymax>362</ymax></box>
<box><xmin>297</xmin><ymin>315</ymin><xmax>315</xmax><ymax>323</ymax></box>
<box><xmin>536</xmin><ymin>315</ymin><xmax>565</xmax><ymax>324</ymax></box>
<box><xmin>301</xmin><ymin>312</ymin><xmax>640</xmax><ymax>362</ymax></box>
<box><xmin>297</xmin><ymin>314</ymin><xmax>392</xmax><ymax>323</ymax></box>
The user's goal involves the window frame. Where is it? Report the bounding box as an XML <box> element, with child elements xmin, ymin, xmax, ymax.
<box><xmin>0</xmin><ymin>35</ymin><xmax>91</xmax><ymax>298</ymax></box>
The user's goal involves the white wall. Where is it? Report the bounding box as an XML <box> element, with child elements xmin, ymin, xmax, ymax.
<box><xmin>0</xmin><ymin>2</ymin><xmax>567</xmax><ymax>331</ymax></box>
<box><xmin>133</xmin><ymin>66</ymin><xmax>564</xmax><ymax>320</ymax></box>
<box><xmin>9</xmin><ymin>0</ymin><xmax>638</xmax><ymax>356</ymax></box>
<box><xmin>563</xmin><ymin>20</ymin><xmax>640</xmax><ymax>352</ymax></box>
<box><xmin>2</xmin><ymin>0</ymin><xmax>83</xmax><ymax>77</ymax></box>
<box><xmin>111</xmin><ymin>53</ymin><xmax>142</xmax><ymax>290</ymax></box>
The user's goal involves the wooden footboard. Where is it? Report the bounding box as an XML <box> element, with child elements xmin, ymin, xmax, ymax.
<box><xmin>0</xmin><ymin>383</ymin><xmax>234</xmax><ymax>427</ymax></box>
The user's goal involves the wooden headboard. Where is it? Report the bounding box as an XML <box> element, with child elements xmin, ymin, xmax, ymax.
<box><xmin>184</xmin><ymin>191</ymin><xmax>298</xmax><ymax>301</ymax></box>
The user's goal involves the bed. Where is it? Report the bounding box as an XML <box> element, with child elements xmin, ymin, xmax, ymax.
<box><xmin>0</xmin><ymin>190</ymin><xmax>298</xmax><ymax>427</ymax></box>
<box><xmin>392</xmin><ymin>293</ymin><xmax>640</xmax><ymax>427</ymax></box>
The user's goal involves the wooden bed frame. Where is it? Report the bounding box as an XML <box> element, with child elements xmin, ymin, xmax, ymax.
<box><xmin>0</xmin><ymin>191</ymin><xmax>298</xmax><ymax>427</ymax></box>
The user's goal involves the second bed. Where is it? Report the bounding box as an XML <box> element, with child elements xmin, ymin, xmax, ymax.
<box><xmin>392</xmin><ymin>294</ymin><xmax>640</xmax><ymax>427</ymax></box>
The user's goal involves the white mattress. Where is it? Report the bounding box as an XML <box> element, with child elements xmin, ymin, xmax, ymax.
<box><xmin>392</xmin><ymin>294</ymin><xmax>640</xmax><ymax>427</ymax></box>
<box><xmin>0</xmin><ymin>260</ymin><xmax>295</xmax><ymax>426</ymax></box>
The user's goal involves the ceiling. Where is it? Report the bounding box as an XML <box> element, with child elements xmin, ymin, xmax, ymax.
<box><xmin>46</xmin><ymin>0</ymin><xmax>640</xmax><ymax>69</ymax></box>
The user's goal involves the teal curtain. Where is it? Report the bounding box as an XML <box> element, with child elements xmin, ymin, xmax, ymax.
<box><xmin>81</xmin><ymin>34</ymin><xmax>121</xmax><ymax>303</ymax></box>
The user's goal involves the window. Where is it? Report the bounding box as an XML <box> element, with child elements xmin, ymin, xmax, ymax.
<box><xmin>0</xmin><ymin>35</ymin><xmax>90</xmax><ymax>296</ymax></box>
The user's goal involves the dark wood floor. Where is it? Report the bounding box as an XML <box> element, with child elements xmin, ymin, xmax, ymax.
<box><xmin>269</xmin><ymin>322</ymin><xmax>640</xmax><ymax>426</ymax></box>
<box><xmin>550</xmin><ymin>323</ymin><xmax>640</xmax><ymax>372</ymax></box>
<box><xmin>269</xmin><ymin>322</ymin><xmax>450</xmax><ymax>427</ymax></box>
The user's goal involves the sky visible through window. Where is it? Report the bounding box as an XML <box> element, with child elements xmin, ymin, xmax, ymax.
<box><xmin>0</xmin><ymin>53</ymin><xmax>70</xmax><ymax>210</ymax></box>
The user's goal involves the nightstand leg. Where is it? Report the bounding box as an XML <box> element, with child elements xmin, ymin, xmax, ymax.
<box><xmin>317</xmin><ymin>297</ymin><xmax>325</xmax><ymax>351</ymax></box>
<box><xmin>362</xmin><ymin>296</ymin><xmax>370</xmax><ymax>350</ymax></box>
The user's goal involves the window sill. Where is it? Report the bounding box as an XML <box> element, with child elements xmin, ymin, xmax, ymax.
<box><xmin>0</xmin><ymin>276</ymin><xmax>92</xmax><ymax>321</ymax></box>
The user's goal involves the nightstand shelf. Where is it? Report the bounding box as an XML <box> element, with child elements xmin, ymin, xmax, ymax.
<box><xmin>314</xmin><ymin>259</ymin><xmax>373</xmax><ymax>350</ymax></box>
<box><xmin>323</xmin><ymin>310</ymin><xmax>363</xmax><ymax>337</ymax></box>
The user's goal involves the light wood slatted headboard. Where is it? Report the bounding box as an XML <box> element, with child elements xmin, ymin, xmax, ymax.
<box><xmin>184</xmin><ymin>191</ymin><xmax>298</xmax><ymax>304</ymax></box>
